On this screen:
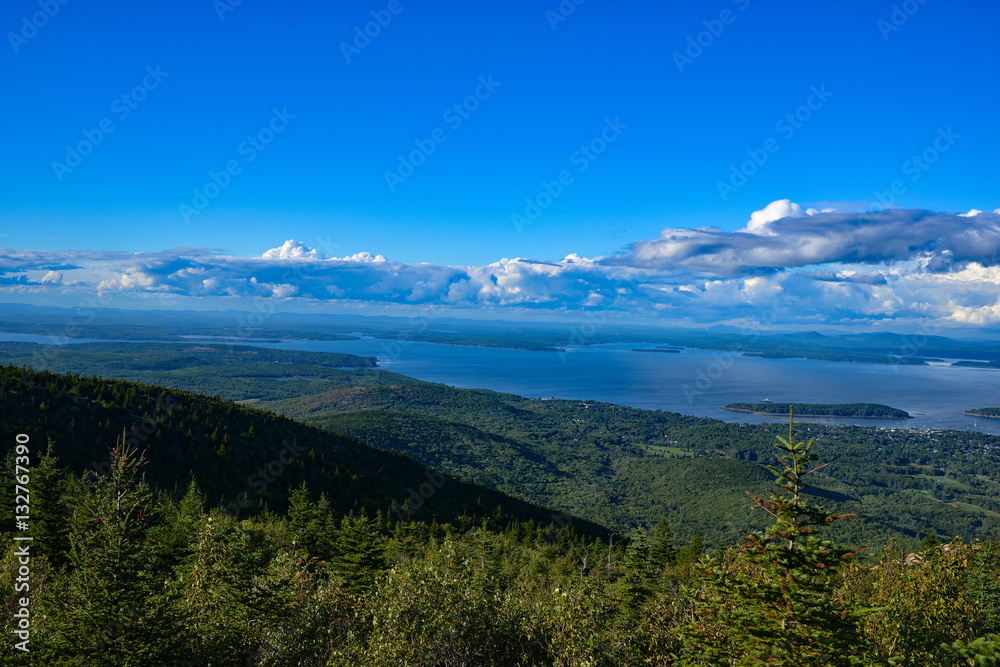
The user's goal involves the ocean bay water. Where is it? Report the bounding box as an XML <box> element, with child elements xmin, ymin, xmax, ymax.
<box><xmin>3</xmin><ymin>333</ymin><xmax>999</xmax><ymax>435</ymax></box>
<box><xmin>245</xmin><ymin>337</ymin><xmax>1000</xmax><ymax>435</ymax></box>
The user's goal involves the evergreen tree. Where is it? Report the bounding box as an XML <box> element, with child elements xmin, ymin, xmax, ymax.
<box><xmin>617</xmin><ymin>528</ymin><xmax>654</xmax><ymax>622</ymax></box>
<box><xmin>151</xmin><ymin>477</ymin><xmax>206</xmax><ymax>567</ymax></box>
<box><xmin>176</xmin><ymin>513</ymin><xmax>289</xmax><ymax>664</ymax></box>
<box><xmin>329</xmin><ymin>511</ymin><xmax>386</xmax><ymax>595</ymax></box>
<box><xmin>921</xmin><ymin>528</ymin><xmax>941</xmax><ymax>551</ymax></box>
<box><xmin>38</xmin><ymin>438</ymin><xmax>184</xmax><ymax>665</ymax></box>
<box><xmin>678</xmin><ymin>534</ymin><xmax>704</xmax><ymax>566</ymax></box>
<box><xmin>678</xmin><ymin>412</ymin><xmax>866</xmax><ymax>665</ymax></box>
<box><xmin>287</xmin><ymin>481</ymin><xmax>329</xmax><ymax>557</ymax></box>
<box><xmin>650</xmin><ymin>518</ymin><xmax>678</xmax><ymax>572</ymax></box>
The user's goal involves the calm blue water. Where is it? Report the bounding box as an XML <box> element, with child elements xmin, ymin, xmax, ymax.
<box><xmin>4</xmin><ymin>333</ymin><xmax>1000</xmax><ymax>435</ymax></box>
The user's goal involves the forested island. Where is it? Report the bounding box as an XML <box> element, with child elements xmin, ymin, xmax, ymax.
<box><xmin>966</xmin><ymin>407</ymin><xmax>1000</xmax><ymax>419</ymax></box>
<box><xmin>631</xmin><ymin>347</ymin><xmax>681</xmax><ymax>353</ymax></box>
<box><xmin>954</xmin><ymin>361</ymin><xmax>1000</xmax><ymax>369</ymax></box>
<box><xmin>742</xmin><ymin>350</ymin><xmax>927</xmax><ymax>364</ymax></box>
<box><xmin>723</xmin><ymin>402</ymin><xmax>911</xmax><ymax>419</ymax></box>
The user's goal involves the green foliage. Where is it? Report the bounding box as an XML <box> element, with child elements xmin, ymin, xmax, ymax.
<box><xmin>9</xmin><ymin>340</ymin><xmax>1000</xmax><ymax>553</ymax></box>
<box><xmin>841</xmin><ymin>539</ymin><xmax>1000</xmax><ymax>665</ymax></box>
<box><xmin>274</xmin><ymin>379</ymin><xmax>1000</xmax><ymax>552</ymax></box>
<box><xmin>942</xmin><ymin>634</ymin><xmax>1000</xmax><ymax>665</ymax></box>
<box><xmin>7</xmin><ymin>365</ymin><xmax>1000</xmax><ymax>664</ymax></box>
<box><xmin>343</xmin><ymin>537</ymin><xmax>539</xmax><ymax>665</ymax></box>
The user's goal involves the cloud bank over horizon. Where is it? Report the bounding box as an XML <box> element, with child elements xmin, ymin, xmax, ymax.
<box><xmin>4</xmin><ymin>201</ymin><xmax>1000</xmax><ymax>331</ymax></box>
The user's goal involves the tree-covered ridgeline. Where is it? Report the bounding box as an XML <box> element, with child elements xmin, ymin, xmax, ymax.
<box><xmin>3</xmin><ymin>399</ymin><xmax>1000</xmax><ymax>665</ymax></box>
<box><xmin>723</xmin><ymin>402</ymin><xmax>911</xmax><ymax>419</ymax></box>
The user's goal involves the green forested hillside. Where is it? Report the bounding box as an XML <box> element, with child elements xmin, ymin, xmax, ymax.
<box><xmin>2</xmin><ymin>370</ymin><xmax>1000</xmax><ymax>665</ymax></box>
<box><xmin>263</xmin><ymin>383</ymin><xmax>1000</xmax><ymax>552</ymax></box>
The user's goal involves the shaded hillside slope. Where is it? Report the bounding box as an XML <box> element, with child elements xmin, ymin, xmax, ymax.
<box><xmin>0</xmin><ymin>365</ymin><xmax>611</xmax><ymax>540</ymax></box>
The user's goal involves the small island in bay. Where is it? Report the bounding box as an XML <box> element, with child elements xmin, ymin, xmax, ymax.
<box><xmin>723</xmin><ymin>402</ymin><xmax>911</xmax><ymax>419</ymax></box>
<box><xmin>631</xmin><ymin>347</ymin><xmax>681</xmax><ymax>353</ymax></box>
<box><xmin>965</xmin><ymin>407</ymin><xmax>1000</xmax><ymax>419</ymax></box>
<box><xmin>952</xmin><ymin>360</ymin><xmax>1000</xmax><ymax>369</ymax></box>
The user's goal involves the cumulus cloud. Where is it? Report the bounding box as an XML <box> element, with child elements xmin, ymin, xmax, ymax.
<box><xmin>261</xmin><ymin>240</ymin><xmax>325</xmax><ymax>260</ymax></box>
<box><xmin>621</xmin><ymin>204</ymin><xmax>1000</xmax><ymax>276</ymax></box>
<box><xmin>745</xmin><ymin>199</ymin><xmax>807</xmax><ymax>234</ymax></box>
<box><xmin>4</xmin><ymin>203</ymin><xmax>1000</xmax><ymax>328</ymax></box>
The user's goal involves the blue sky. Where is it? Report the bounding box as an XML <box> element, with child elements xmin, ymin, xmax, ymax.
<box><xmin>2</xmin><ymin>0</ymin><xmax>999</xmax><ymax>330</ymax></box>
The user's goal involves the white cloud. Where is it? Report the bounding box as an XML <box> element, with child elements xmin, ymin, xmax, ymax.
<box><xmin>3</xmin><ymin>202</ymin><xmax>1000</xmax><ymax>330</ymax></box>
<box><xmin>335</xmin><ymin>251</ymin><xmax>387</xmax><ymax>263</ymax></box>
<box><xmin>623</xmin><ymin>205</ymin><xmax>1000</xmax><ymax>276</ymax></box>
<box><xmin>948</xmin><ymin>297</ymin><xmax>1000</xmax><ymax>325</ymax></box>
<box><xmin>746</xmin><ymin>199</ymin><xmax>807</xmax><ymax>234</ymax></box>
<box><xmin>261</xmin><ymin>240</ymin><xmax>325</xmax><ymax>260</ymax></box>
